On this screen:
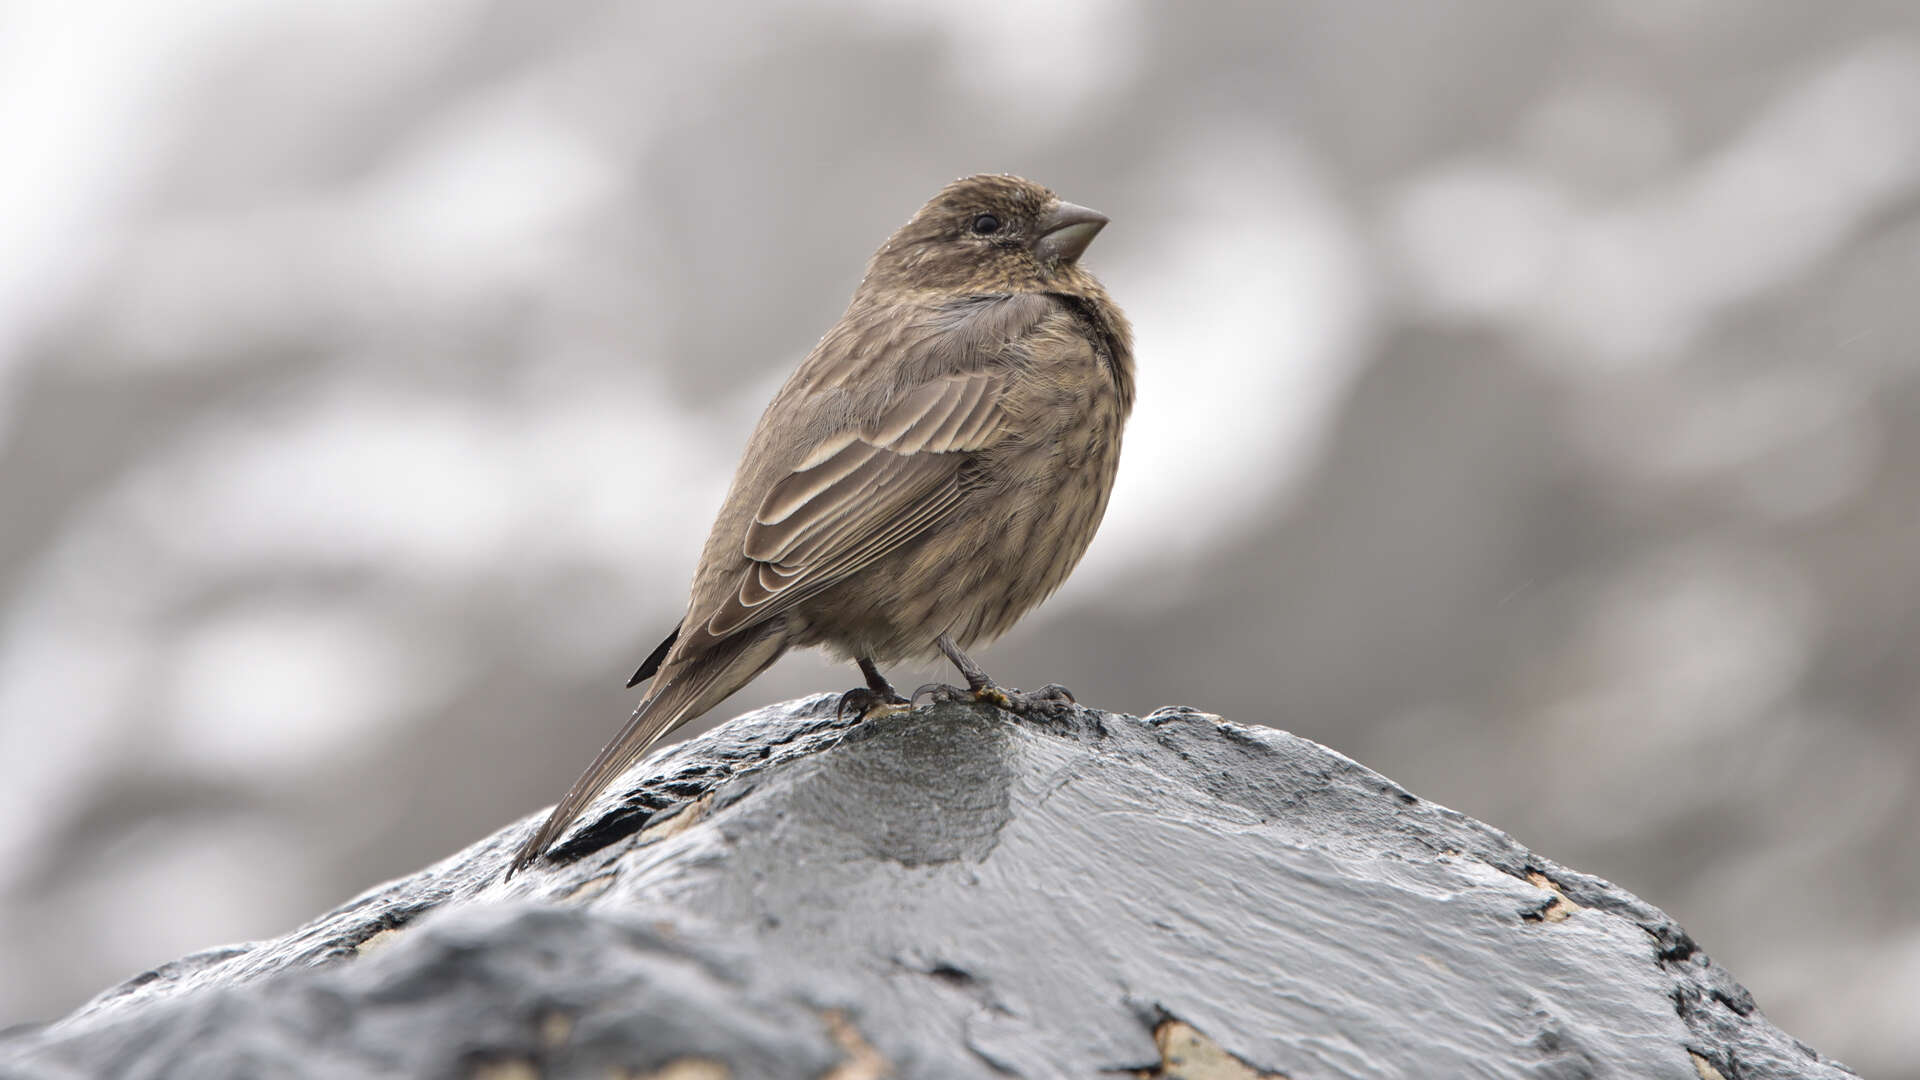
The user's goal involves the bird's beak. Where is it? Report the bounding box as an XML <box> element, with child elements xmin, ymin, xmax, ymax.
<box><xmin>1034</xmin><ymin>201</ymin><xmax>1109</xmax><ymax>264</ymax></box>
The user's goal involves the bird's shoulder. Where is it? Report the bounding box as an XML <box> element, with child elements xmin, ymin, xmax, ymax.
<box><xmin>739</xmin><ymin>291</ymin><xmax>1067</xmax><ymax>465</ymax></box>
<box><xmin>684</xmin><ymin>295</ymin><xmax>1047</xmax><ymax>583</ymax></box>
<box><xmin>804</xmin><ymin>290</ymin><xmax>1063</xmax><ymax>392</ymax></box>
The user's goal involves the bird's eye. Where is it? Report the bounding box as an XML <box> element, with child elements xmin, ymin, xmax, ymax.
<box><xmin>970</xmin><ymin>213</ymin><xmax>1002</xmax><ymax>235</ymax></box>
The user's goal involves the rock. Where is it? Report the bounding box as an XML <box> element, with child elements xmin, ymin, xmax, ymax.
<box><xmin>0</xmin><ymin>697</ymin><xmax>1856</xmax><ymax>1079</ymax></box>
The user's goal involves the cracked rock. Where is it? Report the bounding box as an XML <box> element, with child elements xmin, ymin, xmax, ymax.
<box><xmin>0</xmin><ymin>697</ymin><xmax>1857</xmax><ymax>1079</ymax></box>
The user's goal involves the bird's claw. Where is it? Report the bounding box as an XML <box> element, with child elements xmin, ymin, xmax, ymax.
<box><xmin>1024</xmin><ymin>682</ymin><xmax>1077</xmax><ymax>708</ymax></box>
<box><xmin>837</xmin><ymin>686</ymin><xmax>910</xmax><ymax>722</ymax></box>
<box><xmin>910</xmin><ymin>682</ymin><xmax>967</xmax><ymax>707</ymax></box>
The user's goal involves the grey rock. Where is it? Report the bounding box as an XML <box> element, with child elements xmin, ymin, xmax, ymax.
<box><xmin>0</xmin><ymin>697</ymin><xmax>1855</xmax><ymax>1079</ymax></box>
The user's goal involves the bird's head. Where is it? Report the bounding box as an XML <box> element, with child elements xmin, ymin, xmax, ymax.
<box><xmin>860</xmin><ymin>174</ymin><xmax>1110</xmax><ymax>298</ymax></box>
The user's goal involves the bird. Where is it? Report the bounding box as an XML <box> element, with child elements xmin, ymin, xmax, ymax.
<box><xmin>507</xmin><ymin>174</ymin><xmax>1134</xmax><ymax>877</ymax></box>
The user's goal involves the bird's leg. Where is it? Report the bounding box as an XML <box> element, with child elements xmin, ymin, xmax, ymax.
<box><xmin>836</xmin><ymin>657</ymin><xmax>912</xmax><ymax>721</ymax></box>
<box><xmin>912</xmin><ymin>633</ymin><xmax>1076</xmax><ymax>714</ymax></box>
<box><xmin>937</xmin><ymin>633</ymin><xmax>1002</xmax><ymax>702</ymax></box>
<box><xmin>860</xmin><ymin>656</ymin><xmax>909</xmax><ymax>701</ymax></box>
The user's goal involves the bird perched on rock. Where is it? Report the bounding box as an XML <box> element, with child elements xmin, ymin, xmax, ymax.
<box><xmin>509</xmin><ymin>174</ymin><xmax>1134</xmax><ymax>876</ymax></box>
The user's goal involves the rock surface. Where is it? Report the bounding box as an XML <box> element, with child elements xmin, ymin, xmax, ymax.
<box><xmin>0</xmin><ymin>697</ymin><xmax>1856</xmax><ymax>1079</ymax></box>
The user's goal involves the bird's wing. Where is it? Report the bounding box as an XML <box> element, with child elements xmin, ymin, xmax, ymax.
<box><xmin>692</xmin><ymin>367</ymin><xmax>1013</xmax><ymax>641</ymax></box>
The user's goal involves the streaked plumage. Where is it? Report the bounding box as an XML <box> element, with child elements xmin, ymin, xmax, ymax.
<box><xmin>509</xmin><ymin>174</ymin><xmax>1134</xmax><ymax>876</ymax></box>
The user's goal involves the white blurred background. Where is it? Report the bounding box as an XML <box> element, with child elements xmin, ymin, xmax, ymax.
<box><xmin>2</xmin><ymin>0</ymin><xmax>1917</xmax><ymax>1073</ymax></box>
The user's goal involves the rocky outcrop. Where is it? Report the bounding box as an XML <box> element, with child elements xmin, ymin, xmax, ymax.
<box><xmin>0</xmin><ymin>697</ymin><xmax>1855</xmax><ymax>1079</ymax></box>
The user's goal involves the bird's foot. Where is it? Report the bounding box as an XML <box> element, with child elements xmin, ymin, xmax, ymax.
<box><xmin>1015</xmin><ymin>682</ymin><xmax>1077</xmax><ymax>711</ymax></box>
<box><xmin>919</xmin><ymin>635</ymin><xmax>1076</xmax><ymax>714</ymax></box>
<box><xmin>911</xmin><ymin>680</ymin><xmax>1075</xmax><ymax>714</ymax></box>
<box><xmin>837</xmin><ymin>685</ymin><xmax>911</xmax><ymax>722</ymax></box>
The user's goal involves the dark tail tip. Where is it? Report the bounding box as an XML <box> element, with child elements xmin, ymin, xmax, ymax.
<box><xmin>626</xmin><ymin>623</ymin><xmax>682</xmax><ymax>688</ymax></box>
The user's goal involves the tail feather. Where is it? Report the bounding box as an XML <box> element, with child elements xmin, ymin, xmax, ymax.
<box><xmin>625</xmin><ymin>622</ymin><xmax>681</xmax><ymax>688</ymax></box>
<box><xmin>507</xmin><ymin>625</ymin><xmax>785</xmax><ymax>877</ymax></box>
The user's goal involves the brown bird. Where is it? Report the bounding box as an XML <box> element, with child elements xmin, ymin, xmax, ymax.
<box><xmin>508</xmin><ymin>174</ymin><xmax>1134</xmax><ymax>876</ymax></box>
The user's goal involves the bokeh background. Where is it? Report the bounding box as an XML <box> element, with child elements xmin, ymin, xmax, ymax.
<box><xmin>2</xmin><ymin>0</ymin><xmax>1916</xmax><ymax>1071</ymax></box>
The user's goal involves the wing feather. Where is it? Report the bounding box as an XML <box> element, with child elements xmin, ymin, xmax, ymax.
<box><xmin>947</xmin><ymin>383</ymin><xmax>1004</xmax><ymax>448</ymax></box>
<box><xmin>870</xmin><ymin>380</ymin><xmax>952</xmax><ymax>446</ymax></box>
<box><xmin>756</xmin><ymin>442</ymin><xmax>879</xmax><ymax>526</ymax></box>
<box><xmin>680</xmin><ymin>292</ymin><xmax>1064</xmax><ymax>653</ymax></box>
<box><xmin>701</xmin><ymin>371</ymin><xmax>1009</xmax><ymax>640</ymax></box>
<box><xmin>917</xmin><ymin>374</ymin><xmax>992</xmax><ymax>452</ymax></box>
<box><xmin>745</xmin><ymin>447</ymin><xmax>898</xmax><ymax>562</ymax></box>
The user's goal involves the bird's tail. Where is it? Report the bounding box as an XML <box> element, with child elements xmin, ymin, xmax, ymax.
<box><xmin>506</xmin><ymin>625</ymin><xmax>785</xmax><ymax>877</ymax></box>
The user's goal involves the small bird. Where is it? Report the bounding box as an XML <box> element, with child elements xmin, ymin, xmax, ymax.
<box><xmin>508</xmin><ymin>174</ymin><xmax>1134</xmax><ymax>876</ymax></box>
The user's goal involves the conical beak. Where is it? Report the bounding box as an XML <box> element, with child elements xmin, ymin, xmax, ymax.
<box><xmin>1033</xmin><ymin>201</ymin><xmax>1109</xmax><ymax>264</ymax></box>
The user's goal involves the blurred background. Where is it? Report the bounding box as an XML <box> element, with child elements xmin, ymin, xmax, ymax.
<box><xmin>1</xmin><ymin>0</ymin><xmax>1916</xmax><ymax>1071</ymax></box>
